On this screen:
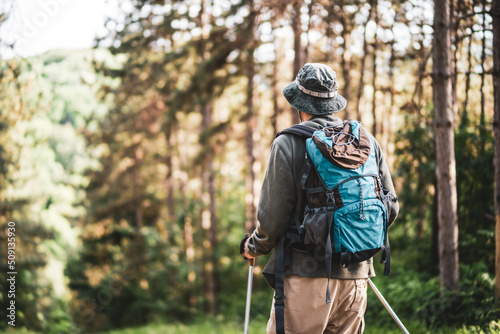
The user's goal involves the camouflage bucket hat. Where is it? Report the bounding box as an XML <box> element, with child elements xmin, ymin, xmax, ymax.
<box><xmin>282</xmin><ymin>63</ymin><xmax>347</xmax><ymax>115</ymax></box>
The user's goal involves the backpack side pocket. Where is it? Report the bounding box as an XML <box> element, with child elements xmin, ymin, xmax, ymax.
<box><xmin>333</xmin><ymin>199</ymin><xmax>386</xmax><ymax>260</ymax></box>
<box><xmin>300</xmin><ymin>206</ymin><xmax>330</xmax><ymax>250</ymax></box>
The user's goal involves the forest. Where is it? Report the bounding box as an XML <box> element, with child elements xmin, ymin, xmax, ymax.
<box><xmin>0</xmin><ymin>0</ymin><xmax>499</xmax><ymax>333</ymax></box>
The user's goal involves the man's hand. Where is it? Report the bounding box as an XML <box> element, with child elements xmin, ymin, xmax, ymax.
<box><xmin>240</xmin><ymin>234</ymin><xmax>255</xmax><ymax>260</ymax></box>
<box><xmin>242</xmin><ymin>238</ymin><xmax>255</xmax><ymax>260</ymax></box>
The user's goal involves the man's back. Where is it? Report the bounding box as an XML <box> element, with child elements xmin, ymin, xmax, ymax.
<box><xmin>242</xmin><ymin>63</ymin><xmax>399</xmax><ymax>334</ymax></box>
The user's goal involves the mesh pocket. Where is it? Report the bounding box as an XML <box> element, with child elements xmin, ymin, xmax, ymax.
<box><xmin>300</xmin><ymin>206</ymin><xmax>331</xmax><ymax>249</ymax></box>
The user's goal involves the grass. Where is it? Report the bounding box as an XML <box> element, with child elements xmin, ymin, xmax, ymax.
<box><xmin>98</xmin><ymin>322</ymin><xmax>498</xmax><ymax>334</ymax></box>
<box><xmin>99</xmin><ymin>319</ymin><xmax>268</xmax><ymax>334</ymax></box>
<box><xmin>0</xmin><ymin>329</ymin><xmax>39</xmax><ymax>334</ymax></box>
<box><xmin>95</xmin><ymin>322</ymin><xmax>483</xmax><ymax>334</ymax></box>
<box><xmin>1</xmin><ymin>319</ymin><xmax>494</xmax><ymax>334</ymax></box>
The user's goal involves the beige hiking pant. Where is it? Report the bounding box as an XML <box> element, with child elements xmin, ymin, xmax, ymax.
<box><xmin>266</xmin><ymin>276</ymin><xmax>368</xmax><ymax>334</ymax></box>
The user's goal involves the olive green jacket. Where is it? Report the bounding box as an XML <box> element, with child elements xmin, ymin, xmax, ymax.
<box><xmin>246</xmin><ymin>115</ymin><xmax>399</xmax><ymax>287</ymax></box>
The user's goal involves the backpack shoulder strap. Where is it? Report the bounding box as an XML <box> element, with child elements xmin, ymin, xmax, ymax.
<box><xmin>273</xmin><ymin>123</ymin><xmax>317</xmax><ymax>334</ymax></box>
<box><xmin>275</xmin><ymin>124</ymin><xmax>317</xmax><ymax>139</ymax></box>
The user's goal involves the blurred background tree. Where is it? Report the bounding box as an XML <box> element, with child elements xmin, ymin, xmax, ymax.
<box><xmin>0</xmin><ymin>0</ymin><xmax>498</xmax><ymax>333</ymax></box>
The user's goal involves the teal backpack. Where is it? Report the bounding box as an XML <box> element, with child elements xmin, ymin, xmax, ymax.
<box><xmin>272</xmin><ymin>120</ymin><xmax>397</xmax><ymax>334</ymax></box>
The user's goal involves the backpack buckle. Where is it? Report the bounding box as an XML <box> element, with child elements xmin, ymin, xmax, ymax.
<box><xmin>326</xmin><ymin>191</ymin><xmax>336</xmax><ymax>211</ymax></box>
<box><xmin>274</xmin><ymin>294</ymin><xmax>286</xmax><ymax>305</ymax></box>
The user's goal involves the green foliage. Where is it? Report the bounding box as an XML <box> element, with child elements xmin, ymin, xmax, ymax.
<box><xmin>412</xmin><ymin>262</ymin><xmax>499</xmax><ymax>331</ymax></box>
<box><xmin>394</xmin><ymin>112</ymin><xmax>436</xmax><ymax>238</ymax></box>
<box><xmin>365</xmin><ymin>250</ymin><xmax>499</xmax><ymax>333</ymax></box>
<box><xmin>394</xmin><ymin>107</ymin><xmax>496</xmax><ymax>268</ymax></box>
<box><xmin>0</xmin><ymin>0</ymin><xmax>497</xmax><ymax>333</ymax></box>
<box><xmin>0</xmin><ymin>50</ymin><xmax>110</xmax><ymax>333</ymax></box>
<box><xmin>455</xmin><ymin>127</ymin><xmax>495</xmax><ymax>269</ymax></box>
<box><xmin>41</xmin><ymin>299</ymin><xmax>79</xmax><ymax>334</ymax></box>
<box><xmin>389</xmin><ymin>108</ymin><xmax>498</xmax><ymax>332</ymax></box>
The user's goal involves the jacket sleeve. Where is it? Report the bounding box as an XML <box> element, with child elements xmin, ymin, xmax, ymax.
<box><xmin>245</xmin><ymin>139</ymin><xmax>297</xmax><ymax>257</ymax></box>
<box><xmin>373</xmin><ymin>138</ymin><xmax>399</xmax><ymax>227</ymax></box>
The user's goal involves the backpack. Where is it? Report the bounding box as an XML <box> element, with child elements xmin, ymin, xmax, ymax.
<box><xmin>272</xmin><ymin>120</ymin><xmax>397</xmax><ymax>334</ymax></box>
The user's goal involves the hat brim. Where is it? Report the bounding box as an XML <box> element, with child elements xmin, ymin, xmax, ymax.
<box><xmin>282</xmin><ymin>81</ymin><xmax>347</xmax><ymax>115</ymax></box>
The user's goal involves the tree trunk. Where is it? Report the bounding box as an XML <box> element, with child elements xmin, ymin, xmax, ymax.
<box><xmin>199</xmin><ymin>0</ymin><xmax>218</xmax><ymax>315</ymax></box>
<box><xmin>165</xmin><ymin>128</ymin><xmax>175</xmax><ymax>222</ymax></box>
<box><xmin>245</xmin><ymin>47</ymin><xmax>257</xmax><ymax>234</ymax></box>
<box><xmin>459</xmin><ymin>0</ymin><xmax>473</xmax><ymax>127</ymax></box>
<box><xmin>184</xmin><ymin>216</ymin><xmax>196</xmax><ymax>307</ymax></box>
<box><xmin>271</xmin><ymin>35</ymin><xmax>281</xmax><ymax>136</ymax></box>
<box><xmin>417</xmin><ymin>171</ymin><xmax>427</xmax><ymax>239</ymax></box>
<box><xmin>134</xmin><ymin>146</ymin><xmax>144</xmax><ymax>234</ymax></box>
<box><xmin>304</xmin><ymin>0</ymin><xmax>314</xmax><ymax>63</ymax></box>
<box><xmin>450</xmin><ymin>0</ymin><xmax>458</xmax><ymax>123</ymax></box>
<box><xmin>491</xmin><ymin>0</ymin><xmax>500</xmax><ymax>308</ymax></box>
<box><xmin>201</xmin><ymin>103</ymin><xmax>218</xmax><ymax>315</ymax></box>
<box><xmin>207</xmin><ymin>157</ymin><xmax>218</xmax><ymax>311</ymax></box>
<box><xmin>355</xmin><ymin>0</ymin><xmax>375</xmax><ymax>122</ymax></box>
<box><xmin>480</xmin><ymin>0</ymin><xmax>487</xmax><ymax>149</ymax></box>
<box><xmin>383</xmin><ymin>39</ymin><xmax>396</xmax><ymax>167</ymax></box>
<box><xmin>431</xmin><ymin>179</ymin><xmax>440</xmax><ymax>276</ymax></box>
<box><xmin>177</xmin><ymin>123</ymin><xmax>196</xmax><ymax>307</ymax></box>
<box><xmin>291</xmin><ymin>0</ymin><xmax>302</xmax><ymax>124</ymax></box>
<box><xmin>371</xmin><ymin>5</ymin><xmax>379</xmax><ymax>136</ymax></box>
<box><xmin>339</xmin><ymin>0</ymin><xmax>351</xmax><ymax>120</ymax></box>
<box><xmin>461</xmin><ymin>34</ymin><xmax>472</xmax><ymax>127</ymax></box>
<box><xmin>433</xmin><ymin>0</ymin><xmax>459</xmax><ymax>292</ymax></box>
<box><xmin>412</xmin><ymin>43</ymin><xmax>432</xmax><ymax>119</ymax></box>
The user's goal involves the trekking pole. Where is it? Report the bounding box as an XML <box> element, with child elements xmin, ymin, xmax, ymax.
<box><xmin>368</xmin><ymin>278</ymin><xmax>410</xmax><ymax>334</ymax></box>
<box><xmin>243</xmin><ymin>258</ymin><xmax>255</xmax><ymax>334</ymax></box>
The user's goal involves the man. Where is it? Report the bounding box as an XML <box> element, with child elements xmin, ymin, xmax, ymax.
<box><xmin>241</xmin><ymin>63</ymin><xmax>399</xmax><ymax>333</ymax></box>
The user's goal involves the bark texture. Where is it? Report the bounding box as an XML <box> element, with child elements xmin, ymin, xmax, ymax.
<box><xmin>492</xmin><ymin>0</ymin><xmax>500</xmax><ymax>307</ymax></box>
<box><xmin>433</xmin><ymin>0</ymin><xmax>459</xmax><ymax>291</ymax></box>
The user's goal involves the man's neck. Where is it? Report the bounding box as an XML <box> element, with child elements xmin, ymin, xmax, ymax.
<box><xmin>299</xmin><ymin>111</ymin><xmax>314</xmax><ymax>122</ymax></box>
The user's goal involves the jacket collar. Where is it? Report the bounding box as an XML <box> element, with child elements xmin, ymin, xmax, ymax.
<box><xmin>302</xmin><ymin>115</ymin><xmax>344</xmax><ymax>129</ymax></box>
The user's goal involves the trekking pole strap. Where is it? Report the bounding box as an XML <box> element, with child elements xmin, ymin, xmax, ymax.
<box><xmin>381</xmin><ymin>224</ymin><xmax>391</xmax><ymax>276</ymax></box>
<box><xmin>324</xmin><ymin>210</ymin><xmax>335</xmax><ymax>303</ymax></box>
<box><xmin>381</xmin><ymin>243</ymin><xmax>391</xmax><ymax>276</ymax></box>
<box><xmin>274</xmin><ymin>235</ymin><xmax>286</xmax><ymax>334</ymax></box>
